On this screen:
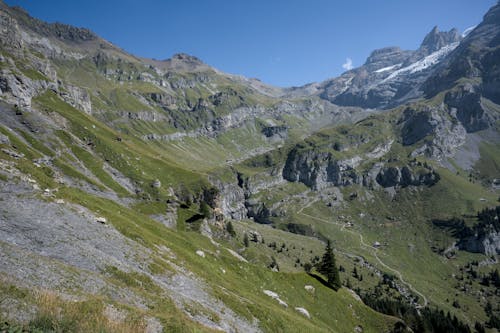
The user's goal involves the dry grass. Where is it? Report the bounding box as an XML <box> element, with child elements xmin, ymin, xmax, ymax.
<box><xmin>30</xmin><ymin>291</ymin><xmax>146</xmax><ymax>333</ymax></box>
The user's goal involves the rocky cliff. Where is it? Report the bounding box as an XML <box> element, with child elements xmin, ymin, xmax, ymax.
<box><xmin>424</xmin><ymin>3</ymin><xmax>500</xmax><ymax>103</ymax></box>
<box><xmin>458</xmin><ymin>230</ymin><xmax>500</xmax><ymax>256</ymax></box>
<box><xmin>282</xmin><ymin>148</ymin><xmax>361</xmax><ymax>190</ymax></box>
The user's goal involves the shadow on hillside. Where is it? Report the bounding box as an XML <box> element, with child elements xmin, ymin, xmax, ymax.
<box><xmin>307</xmin><ymin>273</ymin><xmax>337</xmax><ymax>291</ymax></box>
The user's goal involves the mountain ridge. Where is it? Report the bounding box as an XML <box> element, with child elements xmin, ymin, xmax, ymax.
<box><xmin>0</xmin><ymin>1</ymin><xmax>499</xmax><ymax>332</ymax></box>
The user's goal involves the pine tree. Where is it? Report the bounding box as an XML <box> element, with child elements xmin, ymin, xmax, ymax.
<box><xmin>492</xmin><ymin>269</ymin><xmax>500</xmax><ymax>288</ymax></box>
<box><xmin>318</xmin><ymin>239</ymin><xmax>341</xmax><ymax>290</ymax></box>
<box><xmin>226</xmin><ymin>221</ymin><xmax>236</xmax><ymax>237</ymax></box>
<box><xmin>352</xmin><ymin>266</ymin><xmax>358</xmax><ymax>279</ymax></box>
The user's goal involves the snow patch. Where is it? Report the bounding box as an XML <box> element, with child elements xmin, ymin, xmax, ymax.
<box><xmin>336</xmin><ymin>76</ymin><xmax>354</xmax><ymax>95</ymax></box>
<box><xmin>374</xmin><ymin>64</ymin><xmax>401</xmax><ymax>73</ymax></box>
<box><xmin>462</xmin><ymin>25</ymin><xmax>476</xmax><ymax>38</ymax></box>
<box><xmin>381</xmin><ymin>42</ymin><xmax>459</xmax><ymax>84</ymax></box>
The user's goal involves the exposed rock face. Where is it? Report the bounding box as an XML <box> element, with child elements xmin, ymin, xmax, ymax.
<box><xmin>209</xmin><ymin>177</ymin><xmax>247</xmax><ymax>220</ymax></box>
<box><xmin>424</xmin><ymin>3</ymin><xmax>500</xmax><ymax>101</ymax></box>
<box><xmin>458</xmin><ymin>231</ymin><xmax>500</xmax><ymax>256</ymax></box>
<box><xmin>398</xmin><ymin>105</ymin><xmax>467</xmax><ymax>160</ymax></box>
<box><xmin>119</xmin><ymin>110</ymin><xmax>168</xmax><ymax>122</ymax></box>
<box><xmin>400</xmin><ymin>108</ymin><xmax>436</xmax><ymax>146</ymax></box>
<box><xmin>245</xmin><ymin>199</ymin><xmax>272</xmax><ymax>224</ymax></box>
<box><xmin>282</xmin><ymin>149</ymin><xmax>360</xmax><ymax>190</ymax></box>
<box><xmin>444</xmin><ymin>84</ymin><xmax>490</xmax><ymax>132</ymax></box>
<box><xmin>364</xmin><ymin>47</ymin><xmax>411</xmax><ymax>69</ymax></box>
<box><xmin>417</xmin><ymin>26</ymin><xmax>461</xmax><ymax>56</ymax></box>
<box><xmin>0</xmin><ymin>72</ymin><xmax>50</xmax><ymax>108</ymax></box>
<box><xmin>59</xmin><ymin>85</ymin><xmax>92</xmax><ymax>114</ymax></box>
<box><xmin>0</xmin><ymin>133</ymin><xmax>10</xmax><ymax>145</ymax></box>
<box><xmin>262</xmin><ymin>125</ymin><xmax>287</xmax><ymax>139</ymax></box>
<box><xmin>150</xmin><ymin>92</ymin><xmax>176</xmax><ymax>106</ymax></box>
<box><xmin>376</xmin><ymin>165</ymin><xmax>439</xmax><ymax>188</ymax></box>
<box><xmin>282</xmin><ymin>140</ymin><xmax>441</xmax><ymax>190</ymax></box>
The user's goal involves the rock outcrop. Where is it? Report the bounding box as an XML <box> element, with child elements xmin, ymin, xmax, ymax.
<box><xmin>282</xmin><ymin>149</ymin><xmax>360</xmax><ymax>190</ymax></box>
<box><xmin>376</xmin><ymin>165</ymin><xmax>439</xmax><ymax>188</ymax></box>
<box><xmin>262</xmin><ymin>125</ymin><xmax>288</xmax><ymax>139</ymax></box>
<box><xmin>458</xmin><ymin>230</ymin><xmax>500</xmax><ymax>256</ymax></box>
<box><xmin>398</xmin><ymin>105</ymin><xmax>467</xmax><ymax>160</ymax></box>
<box><xmin>444</xmin><ymin>84</ymin><xmax>490</xmax><ymax>132</ymax></box>
<box><xmin>282</xmin><ymin>141</ymin><xmax>442</xmax><ymax>190</ymax></box>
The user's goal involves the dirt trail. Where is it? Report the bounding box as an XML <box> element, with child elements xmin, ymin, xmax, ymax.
<box><xmin>297</xmin><ymin>201</ymin><xmax>428</xmax><ymax>307</ymax></box>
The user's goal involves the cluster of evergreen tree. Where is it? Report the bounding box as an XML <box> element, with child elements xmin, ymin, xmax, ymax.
<box><xmin>488</xmin><ymin>313</ymin><xmax>500</xmax><ymax>330</ymax></box>
<box><xmin>432</xmin><ymin>205</ymin><xmax>500</xmax><ymax>240</ymax></box>
<box><xmin>484</xmin><ymin>297</ymin><xmax>500</xmax><ymax>330</ymax></box>
<box><xmin>480</xmin><ymin>268</ymin><xmax>500</xmax><ymax>287</ymax></box>
<box><xmin>362</xmin><ymin>295</ymin><xmax>471</xmax><ymax>333</ymax></box>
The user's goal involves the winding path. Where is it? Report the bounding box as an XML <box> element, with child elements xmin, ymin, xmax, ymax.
<box><xmin>296</xmin><ymin>199</ymin><xmax>428</xmax><ymax>307</ymax></box>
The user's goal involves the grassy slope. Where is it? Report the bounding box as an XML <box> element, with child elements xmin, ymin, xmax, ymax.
<box><xmin>0</xmin><ymin>100</ymin><xmax>398</xmax><ymax>332</ymax></box>
<box><xmin>1</xmin><ymin>15</ymin><xmax>498</xmax><ymax>330</ymax></box>
<box><xmin>233</xmin><ymin>104</ymin><xmax>500</xmax><ymax>327</ymax></box>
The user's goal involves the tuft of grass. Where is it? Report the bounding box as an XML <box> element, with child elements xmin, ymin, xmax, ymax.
<box><xmin>16</xmin><ymin>128</ymin><xmax>55</xmax><ymax>157</ymax></box>
<box><xmin>104</xmin><ymin>265</ymin><xmax>162</xmax><ymax>294</ymax></box>
<box><xmin>53</xmin><ymin>157</ymin><xmax>105</xmax><ymax>189</ymax></box>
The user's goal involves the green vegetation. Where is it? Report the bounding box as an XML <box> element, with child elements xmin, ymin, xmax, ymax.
<box><xmin>0</xmin><ymin>9</ymin><xmax>499</xmax><ymax>332</ymax></box>
<box><xmin>104</xmin><ymin>265</ymin><xmax>162</xmax><ymax>294</ymax></box>
<box><xmin>475</xmin><ymin>142</ymin><xmax>500</xmax><ymax>185</ymax></box>
<box><xmin>317</xmin><ymin>240</ymin><xmax>341</xmax><ymax>290</ymax></box>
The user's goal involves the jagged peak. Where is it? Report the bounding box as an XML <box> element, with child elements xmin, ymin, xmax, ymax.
<box><xmin>419</xmin><ymin>26</ymin><xmax>461</xmax><ymax>54</ymax></box>
<box><xmin>364</xmin><ymin>46</ymin><xmax>404</xmax><ymax>65</ymax></box>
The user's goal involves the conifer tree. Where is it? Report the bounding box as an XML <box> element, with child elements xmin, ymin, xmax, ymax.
<box><xmin>226</xmin><ymin>221</ymin><xmax>236</xmax><ymax>237</ymax></box>
<box><xmin>318</xmin><ymin>239</ymin><xmax>341</xmax><ymax>290</ymax></box>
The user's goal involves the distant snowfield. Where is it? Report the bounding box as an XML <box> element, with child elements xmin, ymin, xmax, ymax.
<box><xmin>462</xmin><ymin>25</ymin><xmax>477</xmax><ymax>37</ymax></box>
<box><xmin>380</xmin><ymin>42</ymin><xmax>460</xmax><ymax>83</ymax></box>
<box><xmin>375</xmin><ymin>64</ymin><xmax>401</xmax><ymax>73</ymax></box>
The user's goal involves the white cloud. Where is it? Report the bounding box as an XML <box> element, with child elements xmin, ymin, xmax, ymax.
<box><xmin>342</xmin><ymin>57</ymin><xmax>353</xmax><ymax>71</ymax></box>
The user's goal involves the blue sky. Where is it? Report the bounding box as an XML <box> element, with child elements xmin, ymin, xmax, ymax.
<box><xmin>4</xmin><ymin>0</ymin><xmax>496</xmax><ymax>87</ymax></box>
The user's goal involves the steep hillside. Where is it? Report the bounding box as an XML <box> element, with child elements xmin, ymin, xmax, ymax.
<box><xmin>0</xmin><ymin>1</ymin><xmax>399</xmax><ymax>332</ymax></box>
<box><xmin>0</xmin><ymin>1</ymin><xmax>500</xmax><ymax>332</ymax></box>
<box><xmin>216</xmin><ymin>3</ymin><xmax>500</xmax><ymax>331</ymax></box>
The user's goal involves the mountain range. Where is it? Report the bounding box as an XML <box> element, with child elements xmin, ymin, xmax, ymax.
<box><xmin>0</xmin><ymin>1</ymin><xmax>499</xmax><ymax>332</ymax></box>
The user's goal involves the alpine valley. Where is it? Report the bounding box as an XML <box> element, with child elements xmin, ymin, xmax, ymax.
<box><xmin>0</xmin><ymin>1</ymin><xmax>500</xmax><ymax>332</ymax></box>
